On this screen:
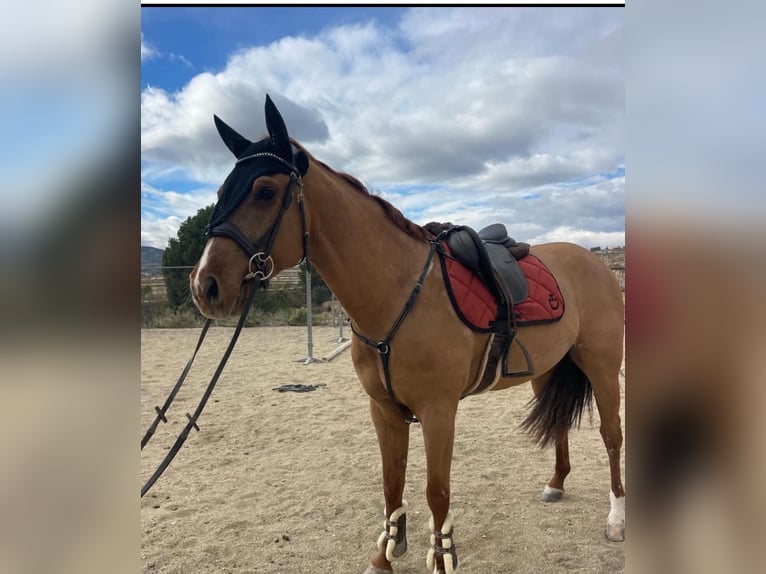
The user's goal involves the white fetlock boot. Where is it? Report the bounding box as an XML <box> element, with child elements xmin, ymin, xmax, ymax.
<box><xmin>426</xmin><ymin>511</ymin><xmax>458</xmax><ymax>574</ymax></box>
<box><xmin>376</xmin><ymin>500</ymin><xmax>409</xmax><ymax>561</ymax></box>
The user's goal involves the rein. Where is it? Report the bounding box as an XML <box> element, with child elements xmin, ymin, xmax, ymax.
<box><xmin>349</xmin><ymin>234</ymin><xmax>446</xmax><ymax>424</ymax></box>
<box><xmin>141</xmin><ymin>283</ymin><xmax>259</xmax><ymax>497</ymax></box>
<box><xmin>140</xmin><ymin>318</ymin><xmax>212</xmax><ymax>450</ymax></box>
<box><xmin>141</xmin><ymin>168</ymin><xmax>307</xmax><ymax>497</ymax></box>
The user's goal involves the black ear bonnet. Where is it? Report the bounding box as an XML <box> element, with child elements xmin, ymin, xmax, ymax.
<box><xmin>206</xmin><ymin>95</ymin><xmax>308</xmax><ymax>233</ymax></box>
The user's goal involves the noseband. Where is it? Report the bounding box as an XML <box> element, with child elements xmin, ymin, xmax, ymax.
<box><xmin>205</xmin><ymin>152</ymin><xmax>309</xmax><ymax>283</ymax></box>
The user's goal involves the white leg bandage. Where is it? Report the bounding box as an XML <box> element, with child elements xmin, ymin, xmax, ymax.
<box><xmin>608</xmin><ymin>491</ymin><xmax>625</xmax><ymax>526</ymax></box>
<box><xmin>605</xmin><ymin>491</ymin><xmax>626</xmax><ymax>541</ymax></box>
<box><xmin>376</xmin><ymin>500</ymin><xmax>408</xmax><ymax>562</ymax></box>
<box><xmin>426</xmin><ymin>511</ymin><xmax>457</xmax><ymax>574</ymax></box>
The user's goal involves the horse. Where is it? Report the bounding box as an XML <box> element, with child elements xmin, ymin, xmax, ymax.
<box><xmin>189</xmin><ymin>96</ymin><xmax>625</xmax><ymax>574</ymax></box>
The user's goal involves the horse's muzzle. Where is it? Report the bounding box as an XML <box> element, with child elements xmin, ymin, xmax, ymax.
<box><xmin>203</xmin><ymin>276</ymin><xmax>219</xmax><ymax>304</ymax></box>
<box><xmin>190</xmin><ymin>268</ymin><xmax>233</xmax><ymax>319</ymax></box>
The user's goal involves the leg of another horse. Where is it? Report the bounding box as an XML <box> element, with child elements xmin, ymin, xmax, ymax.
<box><xmin>531</xmin><ymin>375</ymin><xmax>571</xmax><ymax>502</ymax></box>
<box><xmin>364</xmin><ymin>399</ymin><xmax>411</xmax><ymax>574</ymax></box>
<box><xmin>420</xmin><ymin>403</ymin><xmax>458</xmax><ymax>574</ymax></box>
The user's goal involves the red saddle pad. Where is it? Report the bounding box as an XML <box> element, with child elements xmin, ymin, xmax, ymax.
<box><xmin>439</xmin><ymin>246</ymin><xmax>565</xmax><ymax>332</ymax></box>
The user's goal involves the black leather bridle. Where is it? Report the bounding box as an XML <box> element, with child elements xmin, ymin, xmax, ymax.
<box><xmin>205</xmin><ymin>151</ymin><xmax>310</xmax><ymax>281</ymax></box>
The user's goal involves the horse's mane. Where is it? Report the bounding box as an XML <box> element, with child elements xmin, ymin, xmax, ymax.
<box><xmin>292</xmin><ymin>141</ymin><xmax>429</xmax><ymax>242</ymax></box>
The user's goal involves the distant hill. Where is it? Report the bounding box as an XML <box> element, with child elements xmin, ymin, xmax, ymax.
<box><xmin>141</xmin><ymin>246</ymin><xmax>165</xmax><ymax>276</ymax></box>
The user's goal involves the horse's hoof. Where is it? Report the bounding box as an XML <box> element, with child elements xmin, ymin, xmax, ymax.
<box><xmin>362</xmin><ymin>566</ymin><xmax>392</xmax><ymax>574</ymax></box>
<box><xmin>540</xmin><ymin>485</ymin><xmax>565</xmax><ymax>502</ymax></box>
<box><xmin>605</xmin><ymin>523</ymin><xmax>625</xmax><ymax>542</ymax></box>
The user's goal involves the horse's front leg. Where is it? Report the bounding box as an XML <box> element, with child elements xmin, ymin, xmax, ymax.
<box><xmin>364</xmin><ymin>398</ymin><xmax>411</xmax><ymax>574</ymax></box>
<box><xmin>421</xmin><ymin>402</ymin><xmax>459</xmax><ymax>574</ymax></box>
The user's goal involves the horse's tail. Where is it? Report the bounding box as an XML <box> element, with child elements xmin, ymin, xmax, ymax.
<box><xmin>520</xmin><ymin>352</ymin><xmax>593</xmax><ymax>447</ymax></box>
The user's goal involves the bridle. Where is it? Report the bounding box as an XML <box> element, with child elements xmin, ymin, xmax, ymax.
<box><xmin>205</xmin><ymin>151</ymin><xmax>310</xmax><ymax>283</ymax></box>
<box><xmin>141</xmin><ymin>152</ymin><xmax>309</xmax><ymax>497</ymax></box>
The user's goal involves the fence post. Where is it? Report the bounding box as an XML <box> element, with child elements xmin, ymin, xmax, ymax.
<box><xmin>333</xmin><ymin>293</ymin><xmax>349</xmax><ymax>343</ymax></box>
<box><xmin>296</xmin><ymin>265</ymin><xmax>322</xmax><ymax>364</ymax></box>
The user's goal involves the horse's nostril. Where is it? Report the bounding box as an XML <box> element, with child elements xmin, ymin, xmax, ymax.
<box><xmin>204</xmin><ymin>276</ymin><xmax>219</xmax><ymax>303</ymax></box>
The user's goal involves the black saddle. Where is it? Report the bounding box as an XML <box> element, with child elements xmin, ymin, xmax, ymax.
<box><xmin>425</xmin><ymin>220</ymin><xmax>536</xmax><ymax>379</ymax></box>
<box><xmin>444</xmin><ymin>223</ymin><xmax>530</xmax><ymax>306</ymax></box>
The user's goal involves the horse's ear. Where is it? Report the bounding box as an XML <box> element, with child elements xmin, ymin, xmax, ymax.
<box><xmin>264</xmin><ymin>94</ymin><xmax>292</xmax><ymax>160</ymax></box>
<box><xmin>214</xmin><ymin>114</ymin><xmax>252</xmax><ymax>158</ymax></box>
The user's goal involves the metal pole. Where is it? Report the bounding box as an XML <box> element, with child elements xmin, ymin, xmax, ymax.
<box><xmin>330</xmin><ymin>293</ymin><xmax>348</xmax><ymax>343</ymax></box>
<box><xmin>306</xmin><ymin>266</ymin><xmax>314</xmax><ymax>361</ymax></box>
<box><xmin>337</xmin><ymin>298</ymin><xmax>348</xmax><ymax>343</ymax></box>
<box><xmin>296</xmin><ymin>265</ymin><xmax>324</xmax><ymax>364</ymax></box>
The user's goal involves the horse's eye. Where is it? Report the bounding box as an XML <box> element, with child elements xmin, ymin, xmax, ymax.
<box><xmin>256</xmin><ymin>187</ymin><xmax>277</xmax><ymax>201</ymax></box>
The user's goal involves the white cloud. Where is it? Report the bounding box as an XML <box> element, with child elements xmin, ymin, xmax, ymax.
<box><xmin>168</xmin><ymin>52</ymin><xmax>192</xmax><ymax>67</ymax></box>
<box><xmin>527</xmin><ymin>226</ymin><xmax>624</xmax><ymax>249</ymax></box>
<box><xmin>141</xmin><ymin>33</ymin><xmax>192</xmax><ymax>68</ymax></box>
<box><xmin>141</xmin><ymin>33</ymin><xmax>157</xmax><ymax>61</ymax></box>
<box><xmin>141</xmin><ymin>8</ymin><xmax>623</xmax><ymax>249</ymax></box>
<box><xmin>141</xmin><ymin>214</ymin><xmax>184</xmax><ymax>250</ymax></box>
<box><xmin>141</xmin><ymin>181</ymin><xmax>216</xmax><ymax>220</ymax></box>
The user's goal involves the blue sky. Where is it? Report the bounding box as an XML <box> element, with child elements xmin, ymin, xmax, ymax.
<box><xmin>141</xmin><ymin>6</ymin><xmax>624</xmax><ymax>249</ymax></box>
<box><xmin>142</xmin><ymin>7</ymin><xmax>407</xmax><ymax>93</ymax></box>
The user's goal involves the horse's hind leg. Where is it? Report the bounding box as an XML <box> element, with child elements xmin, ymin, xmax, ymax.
<box><xmin>531</xmin><ymin>373</ymin><xmax>571</xmax><ymax>503</ymax></box>
<box><xmin>570</xmin><ymin>349</ymin><xmax>626</xmax><ymax>542</ymax></box>
<box><xmin>364</xmin><ymin>399</ymin><xmax>411</xmax><ymax>574</ymax></box>
<box><xmin>595</xmin><ymin>373</ymin><xmax>626</xmax><ymax>542</ymax></box>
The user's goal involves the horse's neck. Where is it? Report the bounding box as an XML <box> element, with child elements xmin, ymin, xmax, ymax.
<box><xmin>304</xmin><ymin>167</ymin><xmax>429</xmax><ymax>339</ymax></box>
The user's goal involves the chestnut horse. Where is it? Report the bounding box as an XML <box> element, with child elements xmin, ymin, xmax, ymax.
<box><xmin>190</xmin><ymin>96</ymin><xmax>625</xmax><ymax>574</ymax></box>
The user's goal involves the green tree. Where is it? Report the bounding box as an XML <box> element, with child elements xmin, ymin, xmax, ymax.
<box><xmin>163</xmin><ymin>204</ymin><xmax>214</xmax><ymax>308</ymax></box>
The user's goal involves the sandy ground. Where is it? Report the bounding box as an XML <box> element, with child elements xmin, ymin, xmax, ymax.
<box><xmin>141</xmin><ymin>326</ymin><xmax>625</xmax><ymax>573</ymax></box>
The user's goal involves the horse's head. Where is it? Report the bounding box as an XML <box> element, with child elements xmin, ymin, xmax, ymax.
<box><xmin>190</xmin><ymin>95</ymin><xmax>310</xmax><ymax>319</ymax></box>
